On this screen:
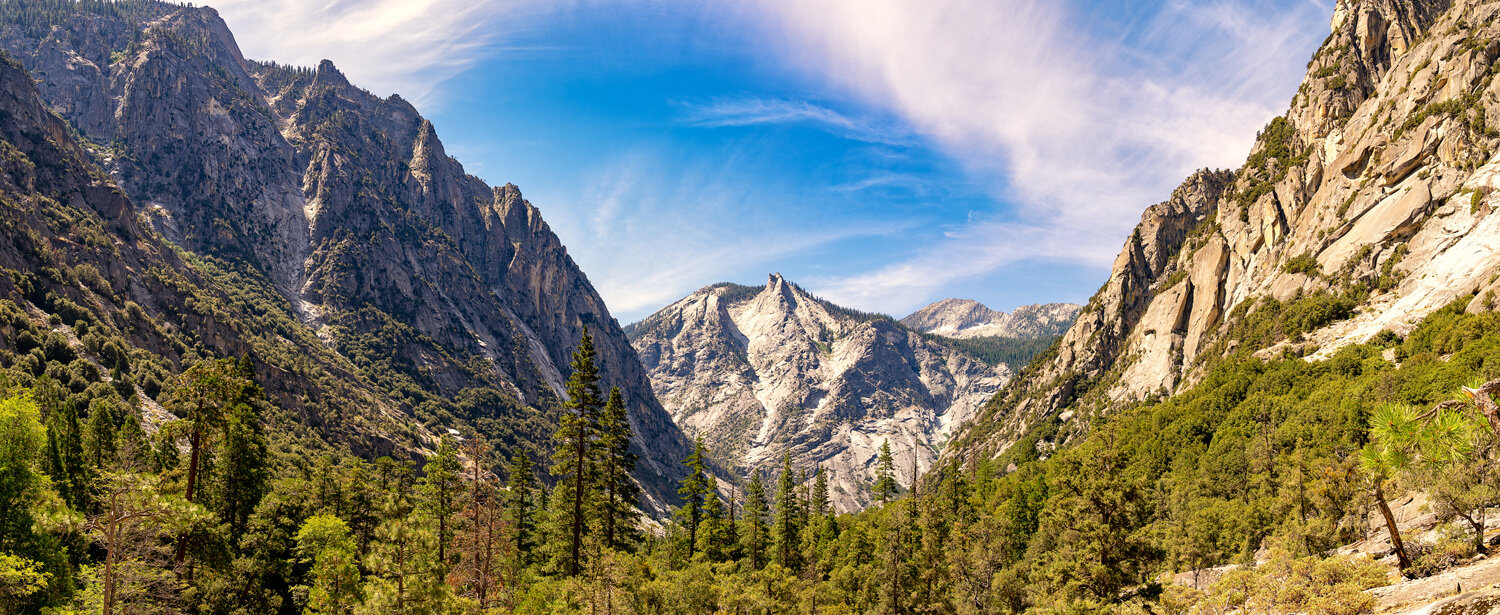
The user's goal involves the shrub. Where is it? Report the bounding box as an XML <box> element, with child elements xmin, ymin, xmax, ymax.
<box><xmin>1283</xmin><ymin>253</ymin><xmax>1322</xmax><ymax>277</ymax></box>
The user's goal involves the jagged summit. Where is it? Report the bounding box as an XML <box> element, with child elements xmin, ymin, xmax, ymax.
<box><xmin>631</xmin><ymin>275</ymin><xmax>1010</xmax><ymax>511</ymax></box>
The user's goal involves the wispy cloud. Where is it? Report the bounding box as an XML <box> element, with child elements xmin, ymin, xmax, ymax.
<box><xmin>679</xmin><ymin>97</ymin><xmax>911</xmax><ymax>145</ymax></box>
<box><xmin>738</xmin><ymin>0</ymin><xmax>1331</xmax><ymax>312</ymax></box>
<box><xmin>538</xmin><ymin>147</ymin><xmax>913</xmax><ymax>320</ymax></box>
<box><xmin>201</xmin><ymin>0</ymin><xmax>561</xmax><ymax>106</ymax></box>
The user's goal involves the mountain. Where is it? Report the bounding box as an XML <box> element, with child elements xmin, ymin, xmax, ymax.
<box><xmin>0</xmin><ymin>0</ymin><xmax>694</xmax><ymax>510</ymax></box>
<box><xmin>901</xmin><ymin>299</ymin><xmax>1081</xmax><ymax>339</ymax></box>
<box><xmin>952</xmin><ymin>0</ymin><xmax>1496</xmax><ymax>459</ymax></box>
<box><xmin>628</xmin><ymin>274</ymin><xmax>1009</xmax><ymax>511</ymax></box>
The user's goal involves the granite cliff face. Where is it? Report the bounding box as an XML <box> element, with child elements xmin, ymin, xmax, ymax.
<box><xmin>0</xmin><ymin>1</ymin><xmax>694</xmax><ymax>509</ymax></box>
<box><xmin>629</xmin><ymin>275</ymin><xmax>1009</xmax><ymax>511</ymax></box>
<box><xmin>956</xmin><ymin>0</ymin><xmax>1500</xmax><ymax>460</ymax></box>
<box><xmin>901</xmin><ymin>299</ymin><xmax>1080</xmax><ymax>339</ymax></box>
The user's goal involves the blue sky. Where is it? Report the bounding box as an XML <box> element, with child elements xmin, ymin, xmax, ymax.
<box><xmin>205</xmin><ymin>0</ymin><xmax>1333</xmax><ymax>323</ymax></box>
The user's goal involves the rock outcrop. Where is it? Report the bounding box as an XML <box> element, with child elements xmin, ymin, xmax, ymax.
<box><xmin>955</xmin><ymin>0</ymin><xmax>1500</xmax><ymax>460</ymax></box>
<box><xmin>901</xmin><ymin>299</ymin><xmax>1080</xmax><ymax>339</ymax></box>
<box><xmin>0</xmin><ymin>2</ymin><xmax>695</xmax><ymax>509</ymax></box>
<box><xmin>630</xmin><ymin>275</ymin><xmax>1010</xmax><ymax>511</ymax></box>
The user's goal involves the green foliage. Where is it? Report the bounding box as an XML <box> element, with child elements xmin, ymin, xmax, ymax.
<box><xmin>1233</xmin><ymin>116</ymin><xmax>1311</xmax><ymax>211</ymax></box>
<box><xmin>297</xmin><ymin>514</ymin><xmax>362</xmax><ymax>615</ymax></box>
<box><xmin>597</xmin><ymin>387</ymin><xmax>640</xmax><ymax>552</ymax></box>
<box><xmin>873</xmin><ymin>440</ymin><xmax>898</xmax><ymax>504</ymax></box>
<box><xmin>1185</xmin><ymin>547</ymin><xmax>1386</xmax><ymax>614</ymax></box>
<box><xmin>549</xmin><ymin>329</ymin><xmax>603</xmax><ymax>577</ymax></box>
<box><xmin>1283</xmin><ymin>253</ymin><xmax>1322</xmax><ymax>277</ymax></box>
<box><xmin>927</xmin><ymin>334</ymin><xmax>1063</xmax><ymax>371</ymax></box>
<box><xmin>675</xmin><ymin>438</ymin><xmax>711</xmax><ymax>561</ymax></box>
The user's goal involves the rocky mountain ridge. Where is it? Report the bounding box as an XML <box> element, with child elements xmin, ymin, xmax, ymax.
<box><xmin>901</xmin><ymin>298</ymin><xmax>1081</xmax><ymax>339</ymax></box>
<box><xmin>0</xmin><ymin>0</ymin><xmax>695</xmax><ymax>509</ymax></box>
<box><xmin>630</xmin><ymin>274</ymin><xmax>1011</xmax><ymax>511</ymax></box>
<box><xmin>953</xmin><ymin>0</ymin><xmax>1500</xmax><ymax>460</ymax></box>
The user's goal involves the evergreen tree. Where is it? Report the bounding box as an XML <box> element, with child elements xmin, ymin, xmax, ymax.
<box><xmin>417</xmin><ymin>436</ymin><xmax>463</xmax><ymax>572</ymax></box>
<box><xmin>83</xmin><ymin>398</ymin><xmax>118</xmax><ymax>470</ymax></box>
<box><xmin>212</xmin><ymin>399</ymin><xmax>267</xmax><ymax>545</ymax></box>
<box><xmin>772</xmin><ymin>451</ymin><xmax>801</xmax><ymax>571</ymax></box>
<box><xmin>874</xmin><ymin>439</ymin><xmax>898</xmax><ymax>505</ymax></box>
<box><xmin>505</xmin><ymin>451</ymin><xmax>539</xmax><ymax>564</ymax></box>
<box><xmin>296</xmin><ymin>514</ymin><xmax>362</xmax><ymax>615</ymax></box>
<box><xmin>597</xmin><ymin>387</ymin><xmax>640</xmax><ymax>552</ymax></box>
<box><xmin>550</xmin><ymin>328</ymin><xmax>603</xmax><ymax>577</ymax></box>
<box><xmin>677</xmin><ymin>437</ymin><xmax>711</xmax><ymax>560</ymax></box>
<box><xmin>163</xmin><ymin>359</ymin><xmax>247</xmax><ymax>569</ymax></box>
<box><xmin>811</xmin><ymin>465</ymin><xmax>830</xmax><ymax>518</ymax></box>
<box><xmin>698</xmin><ymin>491</ymin><xmax>732</xmax><ymax>562</ymax></box>
<box><xmin>361</xmin><ymin>512</ymin><xmax>451</xmax><ymax>615</ymax></box>
<box><xmin>42</xmin><ymin>397</ymin><xmax>86</xmax><ymax>511</ymax></box>
<box><xmin>741</xmin><ymin>471</ymin><xmax>770</xmax><ymax>570</ymax></box>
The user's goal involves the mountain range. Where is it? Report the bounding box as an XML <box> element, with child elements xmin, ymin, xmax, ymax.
<box><xmin>627</xmin><ymin>275</ymin><xmax>1073</xmax><ymax>510</ymax></box>
<box><xmin>901</xmin><ymin>298</ymin><xmax>1081</xmax><ymax>339</ymax></box>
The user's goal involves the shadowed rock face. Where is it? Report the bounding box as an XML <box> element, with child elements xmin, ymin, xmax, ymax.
<box><xmin>953</xmin><ymin>0</ymin><xmax>1500</xmax><ymax>462</ymax></box>
<box><xmin>0</xmin><ymin>2</ymin><xmax>694</xmax><ymax>510</ymax></box>
<box><xmin>630</xmin><ymin>274</ymin><xmax>1010</xmax><ymax>511</ymax></box>
<box><xmin>901</xmin><ymin>299</ymin><xmax>1081</xmax><ymax>339</ymax></box>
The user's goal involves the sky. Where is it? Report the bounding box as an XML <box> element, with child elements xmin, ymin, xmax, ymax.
<box><xmin>202</xmin><ymin>0</ymin><xmax>1335</xmax><ymax>323</ymax></box>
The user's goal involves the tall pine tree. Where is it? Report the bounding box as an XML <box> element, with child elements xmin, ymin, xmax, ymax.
<box><xmin>677</xmin><ymin>437</ymin><xmax>711</xmax><ymax>560</ymax></box>
<box><xmin>772</xmin><ymin>451</ymin><xmax>802</xmax><ymax>571</ymax></box>
<box><xmin>874</xmin><ymin>439</ymin><xmax>898</xmax><ymax>504</ymax></box>
<box><xmin>505</xmin><ymin>451</ymin><xmax>539</xmax><ymax>564</ymax></box>
<box><xmin>597</xmin><ymin>387</ymin><xmax>640</xmax><ymax>552</ymax></box>
<box><xmin>550</xmin><ymin>328</ymin><xmax>602</xmax><ymax>577</ymax></box>
<box><xmin>741</xmin><ymin>471</ymin><xmax>769</xmax><ymax>570</ymax></box>
<box><xmin>417</xmin><ymin>436</ymin><xmax>463</xmax><ymax>572</ymax></box>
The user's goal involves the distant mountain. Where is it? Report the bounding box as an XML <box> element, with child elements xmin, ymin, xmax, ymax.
<box><xmin>629</xmin><ymin>274</ymin><xmax>1010</xmax><ymax>511</ymax></box>
<box><xmin>0</xmin><ymin>0</ymin><xmax>696</xmax><ymax>510</ymax></box>
<box><xmin>901</xmin><ymin>299</ymin><xmax>1081</xmax><ymax>339</ymax></box>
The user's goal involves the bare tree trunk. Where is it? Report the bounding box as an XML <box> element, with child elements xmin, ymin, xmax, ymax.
<box><xmin>1374</xmin><ymin>481</ymin><xmax>1412</xmax><ymax>572</ymax></box>
<box><xmin>174</xmin><ymin>422</ymin><xmax>203</xmax><ymax>572</ymax></box>
<box><xmin>571</xmin><ymin>435</ymin><xmax>586</xmax><ymax>577</ymax></box>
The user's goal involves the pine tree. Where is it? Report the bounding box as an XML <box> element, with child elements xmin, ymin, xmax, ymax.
<box><xmin>550</xmin><ymin>328</ymin><xmax>603</xmax><ymax>577</ymax></box>
<box><xmin>417</xmin><ymin>436</ymin><xmax>463</xmax><ymax>572</ymax></box>
<box><xmin>296</xmin><ymin>514</ymin><xmax>362</xmax><ymax>615</ymax></box>
<box><xmin>164</xmin><ymin>359</ymin><xmax>247</xmax><ymax>569</ymax></box>
<box><xmin>83</xmin><ymin>398</ymin><xmax>118</xmax><ymax>470</ymax></box>
<box><xmin>772</xmin><ymin>451</ymin><xmax>801</xmax><ymax>571</ymax></box>
<box><xmin>361</xmin><ymin>512</ymin><xmax>451</xmax><ymax>615</ymax></box>
<box><xmin>676</xmin><ymin>437</ymin><xmax>711</xmax><ymax>560</ymax></box>
<box><xmin>211</xmin><ymin>400</ymin><xmax>267</xmax><ymax>545</ymax></box>
<box><xmin>741</xmin><ymin>471</ymin><xmax>770</xmax><ymax>570</ymax></box>
<box><xmin>597</xmin><ymin>387</ymin><xmax>640</xmax><ymax>552</ymax></box>
<box><xmin>42</xmin><ymin>397</ymin><xmax>87</xmax><ymax>511</ymax></box>
<box><xmin>698</xmin><ymin>491</ymin><xmax>732</xmax><ymax>562</ymax></box>
<box><xmin>811</xmin><ymin>465</ymin><xmax>830</xmax><ymax>518</ymax></box>
<box><xmin>505</xmin><ymin>451</ymin><xmax>539</xmax><ymax>564</ymax></box>
<box><xmin>874</xmin><ymin>439</ymin><xmax>898</xmax><ymax>504</ymax></box>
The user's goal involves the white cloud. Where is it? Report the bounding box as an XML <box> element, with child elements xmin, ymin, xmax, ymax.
<box><xmin>679</xmin><ymin>97</ymin><xmax>911</xmax><ymax>145</ymax></box>
<box><xmin>201</xmin><ymin>0</ymin><xmax>559</xmax><ymax>105</ymax></box>
<box><xmin>738</xmin><ymin>0</ymin><xmax>1332</xmax><ymax>311</ymax></box>
<box><xmin>536</xmin><ymin>147</ymin><xmax>912</xmax><ymax>320</ymax></box>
